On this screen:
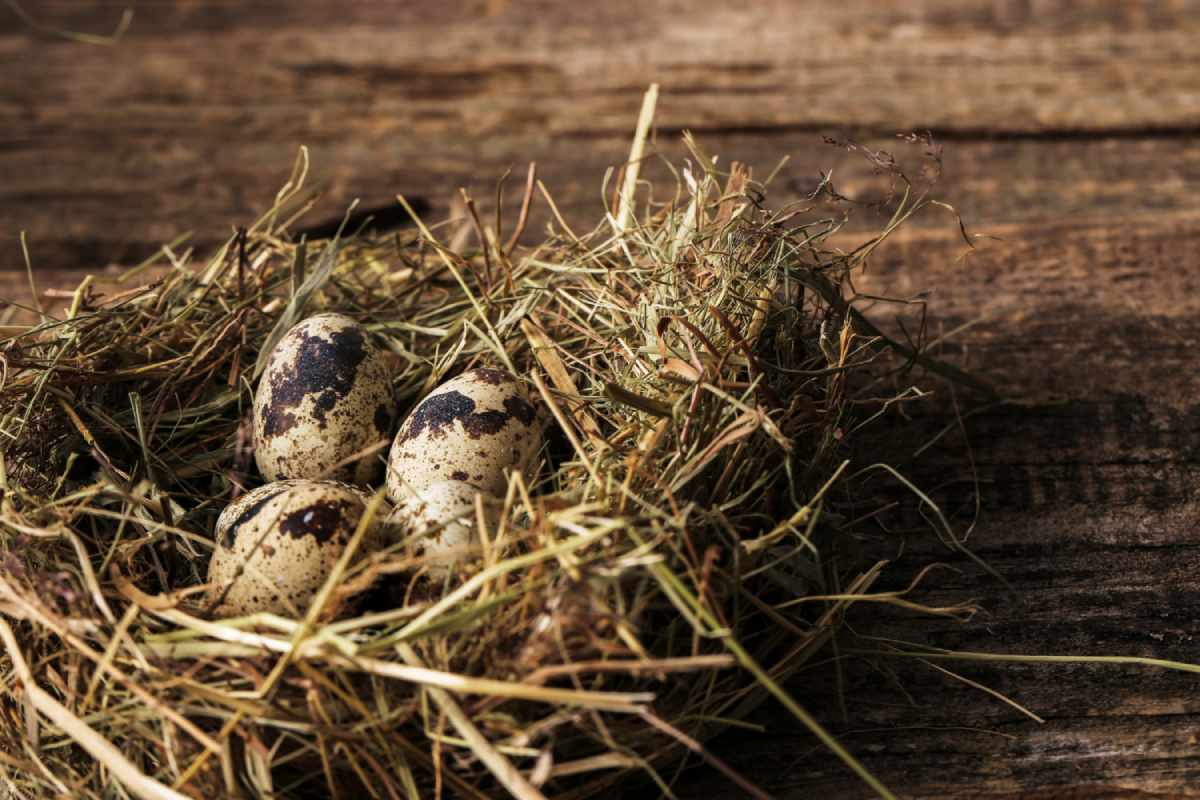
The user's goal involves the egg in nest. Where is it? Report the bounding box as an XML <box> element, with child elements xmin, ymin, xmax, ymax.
<box><xmin>206</xmin><ymin>480</ymin><xmax>381</xmax><ymax>617</ymax></box>
<box><xmin>254</xmin><ymin>313</ymin><xmax>396</xmax><ymax>485</ymax></box>
<box><xmin>386</xmin><ymin>368</ymin><xmax>543</xmax><ymax>501</ymax></box>
<box><xmin>385</xmin><ymin>480</ymin><xmax>499</xmax><ymax>570</ymax></box>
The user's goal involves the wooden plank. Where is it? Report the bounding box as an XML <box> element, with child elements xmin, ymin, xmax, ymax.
<box><xmin>687</xmin><ymin>449</ymin><xmax>1200</xmax><ymax>797</ymax></box>
<box><xmin>664</xmin><ymin>216</ymin><xmax>1200</xmax><ymax>797</ymax></box>
<box><xmin>8</xmin><ymin>131</ymin><xmax>1200</xmax><ymax>275</ymax></box>
<box><xmin>4</xmin><ymin>1</ymin><xmax>1200</xmax><ymax>272</ymax></box>
<box><xmin>15</xmin><ymin>0</ymin><xmax>1199</xmax><ymax>35</ymax></box>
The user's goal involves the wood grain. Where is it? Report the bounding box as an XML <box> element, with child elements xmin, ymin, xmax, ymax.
<box><xmin>5</xmin><ymin>2</ymin><xmax>1200</xmax><ymax>798</ymax></box>
<box><xmin>5</xmin><ymin>0</ymin><xmax>1200</xmax><ymax>271</ymax></box>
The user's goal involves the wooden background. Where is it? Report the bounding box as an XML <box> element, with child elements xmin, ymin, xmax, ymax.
<box><xmin>4</xmin><ymin>1</ymin><xmax>1200</xmax><ymax>797</ymax></box>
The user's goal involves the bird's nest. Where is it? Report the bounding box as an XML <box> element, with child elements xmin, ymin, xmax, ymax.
<box><xmin>0</xmin><ymin>97</ymin><xmax>992</xmax><ymax>799</ymax></box>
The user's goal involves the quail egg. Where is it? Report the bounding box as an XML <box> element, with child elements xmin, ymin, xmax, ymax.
<box><xmin>385</xmin><ymin>480</ymin><xmax>498</xmax><ymax>570</ymax></box>
<box><xmin>207</xmin><ymin>479</ymin><xmax>382</xmax><ymax>617</ymax></box>
<box><xmin>386</xmin><ymin>368</ymin><xmax>543</xmax><ymax>502</ymax></box>
<box><xmin>254</xmin><ymin>313</ymin><xmax>396</xmax><ymax>485</ymax></box>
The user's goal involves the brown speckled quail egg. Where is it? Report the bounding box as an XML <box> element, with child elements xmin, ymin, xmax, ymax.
<box><xmin>385</xmin><ymin>480</ymin><xmax>498</xmax><ymax>569</ymax></box>
<box><xmin>254</xmin><ymin>313</ymin><xmax>397</xmax><ymax>485</ymax></box>
<box><xmin>386</xmin><ymin>368</ymin><xmax>543</xmax><ymax>502</ymax></box>
<box><xmin>207</xmin><ymin>480</ymin><xmax>382</xmax><ymax>617</ymax></box>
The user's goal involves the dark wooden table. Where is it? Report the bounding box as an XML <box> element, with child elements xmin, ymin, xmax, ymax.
<box><xmin>4</xmin><ymin>2</ymin><xmax>1200</xmax><ymax>797</ymax></box>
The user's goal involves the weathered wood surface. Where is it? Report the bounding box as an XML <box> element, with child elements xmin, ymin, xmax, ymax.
<box><xmin>619</xmin><ymin>208</ymin><xmax>1200</xmax><ymax>797</ymax></box>
<box><xmin>4</xmin><ymin>2</ymin><xmax>1200</xmax><ymax>798</ymax></box>
<box><xmin>670</xmin><ymin>218</ymin><xmax>1200</xmax><ymax>798</ymax></box>
<box><xmin>5</xmin><ymin>0</ymin><xmax>1200</xmax><ymax>270</ymax></box>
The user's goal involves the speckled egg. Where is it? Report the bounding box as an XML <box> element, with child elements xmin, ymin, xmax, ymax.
<box><xmin>385</xmin><ymin>480</ymin><xmax>498</xmax><ymax>569</ymax></box>
<box><xmin>207</xmin><ymin>480</ymin><xmax>382</xmax><ymax>617</ymax></box>
<box><xmin>254</xmin><ymin>313</ymin><xmax>397</xmax><ymax>485</ymax></box>
<box><xmin>386</xmin><ymin>368</ymin><xmax>544</xmax><ymax>502</ymax></box>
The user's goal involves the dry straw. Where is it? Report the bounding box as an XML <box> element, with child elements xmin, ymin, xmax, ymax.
<box><xmin>0</xmin><ymin>89</ymin><xmax>1003</xmax><ymax>798</ymax></box>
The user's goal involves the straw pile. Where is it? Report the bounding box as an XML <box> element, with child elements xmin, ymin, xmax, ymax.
<box><xmin>0</xmin><ymin>97</ymin><xmax>982</xmax><ymax>799</ymax></box>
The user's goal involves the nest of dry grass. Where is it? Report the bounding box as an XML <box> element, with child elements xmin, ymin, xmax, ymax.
<box><xmin>0</xmin><ymin>93</ymin><xmax>988</xmax><ymax>799</ymax></box>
